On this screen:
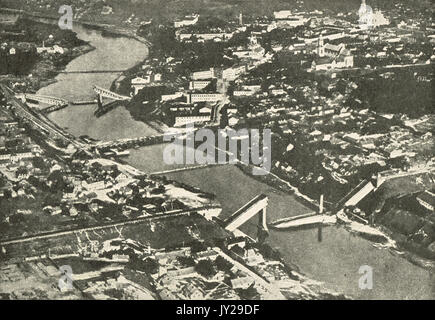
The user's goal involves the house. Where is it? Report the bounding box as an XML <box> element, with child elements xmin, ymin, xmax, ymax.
<box><xmin>273</xmin><ymin>10</ymin><xmax>293</xmax><ymax>20</ymax></box>
<box><xmin>166</xmin><ymin>267</ymin><xmax>196</xmax><ymax>278</ymax></box>
<box><xmin>191</xmin><ymin>68</ymin><xmax>215</xmax><ymax>80</ymax></box>
<box><xmin>228</xmin><ymin>117</ymin><xmax>239</xmax><ymax>126</ymax></box>
<box><xmin>69</xmin><ymin>207</ymin><xmax>79</xmax><ymax>217</ymax></box>
<box><xmin>231</xmin><ymin>276</ymin><xmax>255</xmax><ymax>289</ymax></box>
<box><xmin>189</xmin><ymin>80</ymin><xmax>211</xmax><ymax>91</ymax></box>
<box><xmin>159</xmin><ymin>288</ymin><xmax>178</xmax><ymax>300</ymax></box>
<box><xmin>187</xmin><ymin>93</ymin><xmax>223</xmax><ymax>104</ymax></box>
<box><xmin>174</xmin><ymin>115</ymin><xmax>210</xmax><ymax>127</ymax></box>
<box><xmin>37</xmin><ymin>44</ymin><xmax>64</xmax><ymax>55</ymax></box>
<box><xmin>273</xmin><ymin>10</ymin><xmax>307</xmax><ymax>27</ymax></box>
<box><xmin>131</xmin><ymin>76</ymin><xmax>150</xmax><ymax>95</ymax></box>
<box><xmin>181</xmin><ymin>283</ymin><xmax>205</xmax><ymax>300</ymax></box>
<box><xmin>199</xmin><ymin>106</ymin><xmax>212</xmax><ymax>114</ymax></box>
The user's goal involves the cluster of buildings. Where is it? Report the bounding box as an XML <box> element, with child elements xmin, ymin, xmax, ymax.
<box><xmin>130</xmin><ymin>72</ymin><xmax>162</xmax><ymax>95</ymax></box>
<box><xmin>150</xmin><ymin>240</ymin><xmax>314</xmax><ymax>300</ymax></box>
<box><xmin>310</xmin><ymin>35</ymin><xmax>354</xmax><ymax>71</ymax></box>
<box><xmin>222</xmin><ymin>23</ymin><xmax>433</xmax><ymax>202</ymax></box>
<box><xmin>0</xmin><ymin>87</ymin><xmax>220</xmax><ymax>238</ymax></box>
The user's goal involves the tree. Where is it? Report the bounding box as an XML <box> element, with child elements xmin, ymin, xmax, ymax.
<box><xmin>195</xmin><ymin>260</ymin><xmax>216</xmax><ymax>278</ymax></box>
<box><xmin>237</xmin><ymin>285</ymin><xmax>258</xmax><ymax>300</ymax></box>
<box><xmin>129</xmin><ymin>256</ymin><xmax>159</xmax><ymax>274</ymax></box>
<box><xmin>214</xmin><ymin>256</ymin><xmax>232</xmax><ymax>273</ymax></box>
<box><xmin>191</xmin><ymin>241</ymin><xmax>207</xmax><ymax>254</ymax></box>
<box><xmin>143</xmin><ymin>258</ymin><xmax>159</xmax><ymax>274</ymax></box>
<box><xmin>177</xmin><ymin>256</ymin><xmax>196</xmax><ymax>267</ymax></box>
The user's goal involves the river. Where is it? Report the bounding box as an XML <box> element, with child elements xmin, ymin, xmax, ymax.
<box><xmin>35</xmin><ymin>23</ymin><xmax>434</xmax><ymax>299</ymax></box>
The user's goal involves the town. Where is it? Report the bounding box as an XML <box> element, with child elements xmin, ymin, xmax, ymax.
<box><xmin>0</xmin><ymin>0</ymin><xmax>434</xmax><ymax>301</ymax></box>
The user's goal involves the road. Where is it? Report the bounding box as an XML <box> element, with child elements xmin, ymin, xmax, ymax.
<box><xmin>0</xmin><ymin>84</ymin><xmax>89</xmax><ymax>150</ymax></box>
<box><xmin>0</xmin><ymin>205</ymin><xmax>221</xmax><ymax>246</ymax></box>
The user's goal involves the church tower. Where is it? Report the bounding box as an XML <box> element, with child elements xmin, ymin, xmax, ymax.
<box><xmin>317</xmin><ymin>34</ymin><xmax>325</xmax><ymax>57</ymax></box>
<box><xmin>359</xmin><ymin>0</ymin><xmax>373</xmax><ymax>29</ymax></box>
<box><xmin>250</xmin><ymin>34</ymin><xmax>258</xmax><ymax>46</ymax></box>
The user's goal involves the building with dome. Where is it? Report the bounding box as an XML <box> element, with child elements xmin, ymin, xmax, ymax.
<box><xmin>358</xmin><ymin>1</ymin><xmax>390</xmax><ymax>29</ymax></box>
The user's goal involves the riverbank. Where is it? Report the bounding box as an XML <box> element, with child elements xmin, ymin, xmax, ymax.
<box><xmin>235</xmin><ymin>162</ymin><xmax>320</xmax><ymax>211</ymax></box>
<box><xmin>0</xmin><ymin>13</ymin><xmax>95</xmax><ymax>93</ymax></box>
<box><xmin>234</xmin><ymin>162</ymin><xmax>435</xmax><ymax>272</ymax></box>
<box><xmin>13</xmin><ymin>13</ymin><xmax>433</xmax><ymax>299</ymax></box>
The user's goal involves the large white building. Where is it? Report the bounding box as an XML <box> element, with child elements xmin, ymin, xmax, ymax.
<box><xmin>189</xmin><ymin>80</ymin><xmax>212</xmax><ymax>91</ymax></box>
<box><xmin>273</xmin><ymin>10</ymin><xmax>307</xmax><ymax>28</ymax></box>
<box><xmin>174</xmin><ymin>115</ymin><xmax>210</xmax><ymax>127</ymax></box>
<box><xmin>191</xmin><ymin>68</ymin><xmax>216</xmax><ymax>80</ymax></box>
<box><xmin>187</xmin><ymin>93</ymin><xmax>224</xmax><ymax>104</ymax></box>
<box><xmin>311</xmin><ymin>35</ymin><xmax>354</xmax><ymax>71</ymax></box>
<box><xmin>174</xmin><ymin>14</ymin><xmax>199</xmax><ymax>28</ymax></box>
<box><xmin>358</xmin><ymin>0</ymin><xmax>389</xmax><ymax>29</ymax></box>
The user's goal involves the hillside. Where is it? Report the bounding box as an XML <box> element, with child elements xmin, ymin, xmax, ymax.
<box><xmin>1</xmin><ymin>0</ymin><xmax>432</xmax><ymax>24</ymax></box>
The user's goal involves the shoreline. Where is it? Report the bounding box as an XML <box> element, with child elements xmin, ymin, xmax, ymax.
<box><xmin>0</xmin><ymin>11</ymin><xmax>96</xmax><ymax>93</ymax></box>
<box><xmin>234</xmin><ymin>162</ymin><xmax>435</xmax><ymax>272</ymax></box>
<box><xmin>9</xmin><ymin>8</ymin><xmax>153</xmax><ymax>46</ymax></box>
<box><xmin>18</xmin><ymin>10</ymin><xmax>435</xmax><ymax>273</ymax></box>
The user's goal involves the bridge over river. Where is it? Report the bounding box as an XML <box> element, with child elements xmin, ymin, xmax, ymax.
<box><xmin>58</xmin><ymin>70</ymin><xmax>127</xmax><ymax>74</ymax></box>
<box><xmin>15</xmin><ymin>85</ymin><xmax>131</xmax><ymax>116</ymax></box>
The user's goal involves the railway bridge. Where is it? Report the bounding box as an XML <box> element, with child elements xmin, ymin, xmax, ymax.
<box><xmin>93</xmin><ymin>85</ymin><xmax>131</xmax><ymax>117</ymax></box>
<box><xmin>93</xmin><ymin>85</ymin><xmax>131</xmax><ymax>102</ymax></box>
<box><xmin>18</xmin><ymin>93</ymin><xmax>69</xmax><ymax>107</ymax></box>
<box><xmin>222</xmin><ymin>194</ymin><xmax>269</xmax><ymax>242</ymax></box>
<box><xmin>94</xmin><ymin>134</ymin><xmax>166</xmax><ymax>150</ymax></box>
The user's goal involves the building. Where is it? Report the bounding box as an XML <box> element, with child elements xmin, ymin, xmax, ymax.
<box><xmin>174</xmin><ymin>14</ymin><xmax>199</xmax><ymax>28</ymax></box>
<box><xmin>11</xmin><ymin>151</ymin><xmax>33</xmax><ymax>162</ymax></box>
<box><xmin>189</xmin><ymin>81</ymin><xmax>211</xmax><ymax>91</ymax></box>
<box><xmin>37</xmin><ymin>44</ymin><xmax>64</xmax><ymax>55</ymax></box>
<box><xmin>182</xmin><ymin>284</ymin><xmax>205</xmax><ymax>300</ymax></box>
<box><xmin>358</xmin><ymin>0</ymin><xmax>373</xmax><ymax>29</ymax></box>
<box><xmin>166</xmin><ymin>267</ymin><xmax>196</xmax><ymax>278</ymax></box>
<box><xmin>187</xmin><ymin>93</ymin><xmax>223</xmax><ymax>104</ymax></box>
<box><xmin>416</xmin><ymin>191</ymin><xmax>435</xmax><ymax>212</ymax></box>
<box><xmin>273</xmin><ymin>10</ymin><xmax>293</xmax><ymax>20</ymax></box>
<box><xmin>231</xmin><ymin>276</ymin><xmax>254</xmax><ymax>290</ymax></box>
<box><xmin>358</xmin><ymin>0</ymin><xmax>389</xmax><ymax>29</ymax></box>
<box><xmin>161</xmin><ymin>92</ymin><xmax>184</xmax><ymax>102</ymax></box>
<box><xmin>232</xmin><ymin>35</ymin><xmax>266</xmax><ymax>61</ymax></box>
<box><xmin>323</xmin><ymin>43</ymin><xmax>346</xmax><ymax>58</ymax></box>
<box><xmin>131</xmin><ymin>77</ymin><xmax>150</xmax><ymax>95</ymax></box>
<box><xmin>311</xmin><ymin>35</ymin><xmax>354</xmax><ymax>70</ymax></box>
<box><xmin>372</xmin><ymin>10</ymin><xmax>390</xmax><ymax>27</ymax></box>
<box><xmin>191</xmin><ymin>68</ymin><xmax>216</xmax><ymax>80</ymax></box>
<box><xmin>174</xmin><ymin>115</ymin><xmax>210</xmax><ymax>127</ymax></box>
<box><xmin>273</xmin><ymin>10</ymin><xmax>307</xmax><ymax>28</ymax></box>
<box><xmin>199</xmin><ymin>106</ymin><xmax>212</xmax><ymax>114</ymax></box>
<box><xmin>233</xmin><ymin>90</ymin><xmax>255</xmax><ymax>97</ymax></box>
<box><xmin>223</xmin><ymin>65</ymin><xmax>247</xmax><ymax>81</ymax></box>
<box><xmin>178</xmin><ymin>32</ymin><xmax>234</xmax><ymax>42</ymax></box>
